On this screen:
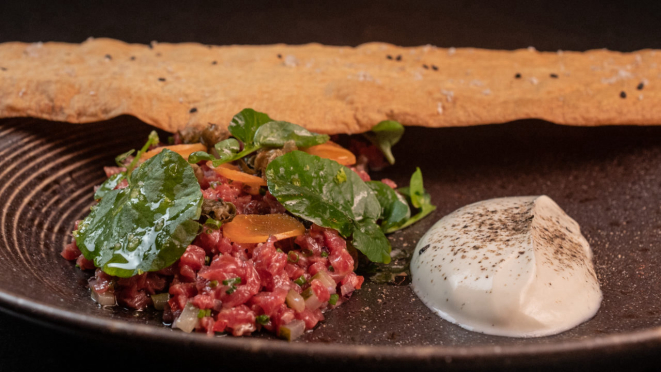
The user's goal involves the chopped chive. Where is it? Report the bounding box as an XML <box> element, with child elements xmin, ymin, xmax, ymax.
<box><xmin>328</xmin><ymin>266</ymin><xmax>335</xmax><ymax>272</ymax></box>
<box><xmin>222</xmin><ymin>277</ymin><xmax>242</xmax><ymax>286</ymax></box>
<box><xmin>205</xmin><ymin>218</ymin><xmax>223</xmax><ymax>230</ymax></box>
<box><xmin>256</xmin><ymin>314</ymin><xmax>270</xmax><ymax>325</ymax></box>
<box><xmin>197</xmin><ymin>309</ymin><xmax>206</xmax><ymax>319</ymax></box>
<box><xmin>205</xmin><ymin>256</ymin><xmax>211</xmax><ymax>265</ymax></box>
<box><xmin>294</xmin><ymin>275</ymin><xmax>306</xmax><ymax>286</ymax></box>
<box><xmin>329</xmin><ymin>294</ymin><xmax>339</xmax><ymax>306</ymax></box>
<box><xmin>320</xmin><ymin>251</ymin><xmax>329</xmax><ymax>258</ymax></box>
<box><xmin>209</xmin><ymin>280</ymin><xmax>218</xmax><ymax>288</ymax></box>
<box><xmin>276</xmin><ymin>248</ymin><xmax>284</xmax><ymax>253</ymax></box>
<box><xmin>225</xmin><ymin>287</ymin><xmax>236</xmax><ymax>295</ymax></box>
<box><xmin>288</xmin><ymin>251</ymin><xmax>299</xmax><ymax>263</ymax></box>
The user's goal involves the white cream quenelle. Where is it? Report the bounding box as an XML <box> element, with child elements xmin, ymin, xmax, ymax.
<box><xmin>411</xmin><ymin>196</ymin><xmax>602</xmax><ymax>338</ymax></box>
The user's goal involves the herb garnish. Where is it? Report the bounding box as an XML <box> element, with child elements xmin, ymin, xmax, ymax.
<box><xmin>366</xmin><ymin>180</ymin><xmax>411</xmax><ymax>233</ymax></box>
<box><xmin>253</xmin><ymin>121</ymin><xmax>328</xmax><ymax>148</ymax></box>
<box><xmin>188</xmin><ymin>108</ymin><xmax>328</xmax><ymax>167</ymax></box>
<box><xmin>127</xmin><ymin>130</ymin><xmax>159</xmax><ymax>174</ymax></box>
<box><xmin>94</xmin><ymin>173</ymin><xmax>125</xmax><ymax>200</ymax></box>
<box><xmin>74</xmin><ymin>149</ymin><xmax>203</xmax><ymax>277</ymax></box>
<box><xmin>266</xmin><ymin>151</ymin><xmax>391</xmax><ymax>263</ymax></box>
<box><xmin>395</xmin><ymin>167</ymin><xmax>436</xmax><ymax>231</ymax></box>
<box><xmin>363</xmin><ymin>120</ymin><xmax>404</xmax><ymax>165</ymax></box>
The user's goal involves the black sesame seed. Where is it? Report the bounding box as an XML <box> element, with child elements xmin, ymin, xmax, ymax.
<box><xmin>396</xmin><ymin>55</ymin><xmax>402</xmax><ymax>61</ymax></box>
<box><xmin>158</xmin><ymin>77</ymin><xmax>166</xmax><ymax>82</ymax></box>
<box><xmin>550</xmin><ymin>73</ymin><xmax>558</xmax><ymax>78</ymax></box>
<box><xmin>212</xmin><ymin>61</ymin><xmax>217</xmax><ymax>65</ymax></box>
<box><xmin>277</xmin><ymin>54</ymin><xmax>282</xmax><ymax>59</ymax></box>
<box><xmin>422</xmin><ymin>64</ymin><xmax>429</xmax><ymax>69</ymax></box>
<box><xmin>637</xmin><ymin>82</ymin><xmax>644</xmax><ymax>90</ymax></box>
<box><xmin>0</xmin><ymin>67</ymin><xmax>6</xmax><ymax>71</ymax></box>
<box><xmin>105</xmin><ymin>54</ymin><xmax>112</xmax><ymax>60</ymax></box>
<box><xmin>148</xmin><ymin>44</ymin><xmax>153</xmax><ymax>49</ymax></box>
<box><xmin>419</xmin><ymin>244</ymin><xmax>430</xmax><ymax>255</ymax></box>
<box><xmin>620</xmin><ymin>91</ymin><xmax>627</xmax><ymax>99</ymax></box>
<box><xmin>431</xmin><ymin>65</ymin><xmax>438</xmax><ymax>71</ymax></box>
<box><xmin>189</xmin><ymin>107</ymin><xmax>198</xmax><ymax>113</ymax></box>
<box><xmin>386</xmin><ymin>55</ymin><xmax>393</xmax><ymax>60</ymax></box>
<box><xmin>130</xmin><ymin>56</ymin><xmax>136</xmax><ymax>61</ymax></box>
<box><xmin>515</xmin><ymin>73</ymin><xmax>521</xmax><ymax>79</ymax></box>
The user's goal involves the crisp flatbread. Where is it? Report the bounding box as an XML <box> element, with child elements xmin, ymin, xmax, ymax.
<box><xmin>0</xmin><ymin>38</ymin><xmax>660</xmax><ymax>134</ymax></box>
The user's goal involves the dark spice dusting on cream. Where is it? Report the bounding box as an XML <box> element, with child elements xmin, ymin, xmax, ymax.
<box><xmin>414</xmin><ymin>196</ymin><xmax>599</xmax><ymax>288</ymax></box>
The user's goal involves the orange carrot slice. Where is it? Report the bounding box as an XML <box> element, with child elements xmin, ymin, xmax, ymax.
<box><xmin>222</xmin><ymin>214</ymin><xmax>306</xmax><ymax>243</ymax></box>
<box><xmin>207</xmin><ymin>162</ymin><xmax>267</xmax><ymax>187</ymax></box>
<box><xmin>302</xmin><ymin>141</ymin><xmax>356</xmax><ymax>166</ymax></box>
<box><xmin>141</xmin><ymin>144</ymin><xmax>207</xmax><ymax>161</ymax></box>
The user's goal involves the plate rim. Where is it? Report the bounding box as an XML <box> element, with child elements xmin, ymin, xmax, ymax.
<box><xmin>2</xmin><ymin>287</ymin><xmax>661</xmax><ymax>364</ymax></box>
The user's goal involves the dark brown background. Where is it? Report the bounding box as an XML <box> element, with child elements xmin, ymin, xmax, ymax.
<box><xmin>1</xmin><ymin>0</ymin><xmax>661</xmax><ymax>371</ymax></box>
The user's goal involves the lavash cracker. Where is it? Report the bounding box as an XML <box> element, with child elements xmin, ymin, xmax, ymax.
<box><xmin>0</xmin><ymin>38</ymin><xmax>660</xmax><ymax>134</ymax></box>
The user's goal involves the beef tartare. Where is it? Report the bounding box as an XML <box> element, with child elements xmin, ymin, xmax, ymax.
<box><xmin>62</xmin><ymin>108</ymin><xmax>435</xmax><ymax>340</ymax></box>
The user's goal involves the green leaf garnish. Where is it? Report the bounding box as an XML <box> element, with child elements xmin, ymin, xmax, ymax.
<box><xmin>266</xmin><ymin>151</ymin><xmax>390</xmax><ymax>263</ymax></box>
<box><xmin>115</xmin><ymin>149</ymin><xmax>135</xmax><ymax>167</ymax></box>
<box><xmin>363</xmin><ymin>120</ymin><xmax>404</xmax><ymax>165</ymax></box>
<box><xmin>391</xmin><ymin>167</ymin><xmax>436</xmax><ymax>232</ymax></box>
<box><xmin>406</xmin><ymin>167</ymin><xmax>431</xmax><ymax>209</ymax></box>
<box><xmin>254</xmin><ymin>121</ymin><xmax>329</xmax><ymax>148</ymax></box>
<box><xmin>228</xmin><ymin>108</ymin><xmax>273</xmax><ymax>146</ymax></box>
<box><xmin>188</xmin><ymin>151</ymin><xmax>215</xmax><ymax>164</ymax></box>
<box><xmin>353</xmin><ymin>219</ymin><xmax>392</xmax><ymax>263</ymax></box>
<box><xmin>94</xmin><ymin>173</ymin><xmax>125</xmax><ymax>200</ymax></box>
<box><xmin>367</xmin><ymin>181</ymin><xmax>411</xmax><ymax>233</ymax></box>
<box><xmin>74</xmin><ymin>149</ymin><xmax>203</xmax><ymax>277</ymax></box>
<box><xmin>127</xmin><ymin>130</ymin><xmax>160</xmax><ymax>174</ymax></box>
<box><xmin>214</xmin><ymin>138</ymin><xmax>241</xmax><ymax>161</ymax></box>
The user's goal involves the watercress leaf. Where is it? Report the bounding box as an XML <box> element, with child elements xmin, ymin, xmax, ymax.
<box><xmin>385</xmin><ymin>167</ymin><xmax>436</xmax><ymax>233</ymax></box>
<box><xmin>409</xmin><ymin>167</ymin><xmax>429</xmax><ymax>209</ymax></box>
<box><xmin>363</xmin><ymin>120</ymin><xmax>404</xmax><ymax>165</ymax></box>
<box><xmin>254</xmin><ymin>121</ymin><xmax>329</xmax><ymax>148</ymax></box>
<box><xmin>214</xmin><ymin>138</ymin><xmax>241</xmax><ymax>159</ymax></box>
<box><xmin>366</xmin><ymin>181</ymin><xmax>410</xmax><ymax>232</ymax></box>
<box><xmin>188</xmin><ymin>151</ymin><xmax>215</xmax><ymax>164</ymax></box>
<box><xmin>115</xmin><ymin>149</ymin><xmax>135</xmax><ymax>167</ymax></box>
<box><xmin>390</xmin><ymin>204</ymin><xmax>436</xmax><ymax>232</ymax></box>
<box><xmin>228</xmin><ymin>108</ymin><xmax>272</xmax><ymax>146</ymax></box>
<box><xmin>352</xmin><ymin>219</ymin><xmax>391</xmax><ymax>264</ymax></box>
<box><xmin>94</xmin><ymin>173</ymin><xmax>125</xmax><ymax>200</ymax></box>
<box><xmin>75</xmin><ymin>149</ymin><xmax>203</xmax><ymax>278</ymax></box>
<box><xmin>397</xmin><ymin>186</ymin><xmax>410</xmax><ymax>198</ymax></box>
<box><xmin>266</xmin><ymin>151</ymin><xmax>381</xmax><ymax>237</ymax></box>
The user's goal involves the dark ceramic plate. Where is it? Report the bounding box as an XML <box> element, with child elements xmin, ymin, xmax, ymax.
<box><xmin>1</xmin><ymin>117</ymin><xmax>661</xmax><ymax>370</ymax></box>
